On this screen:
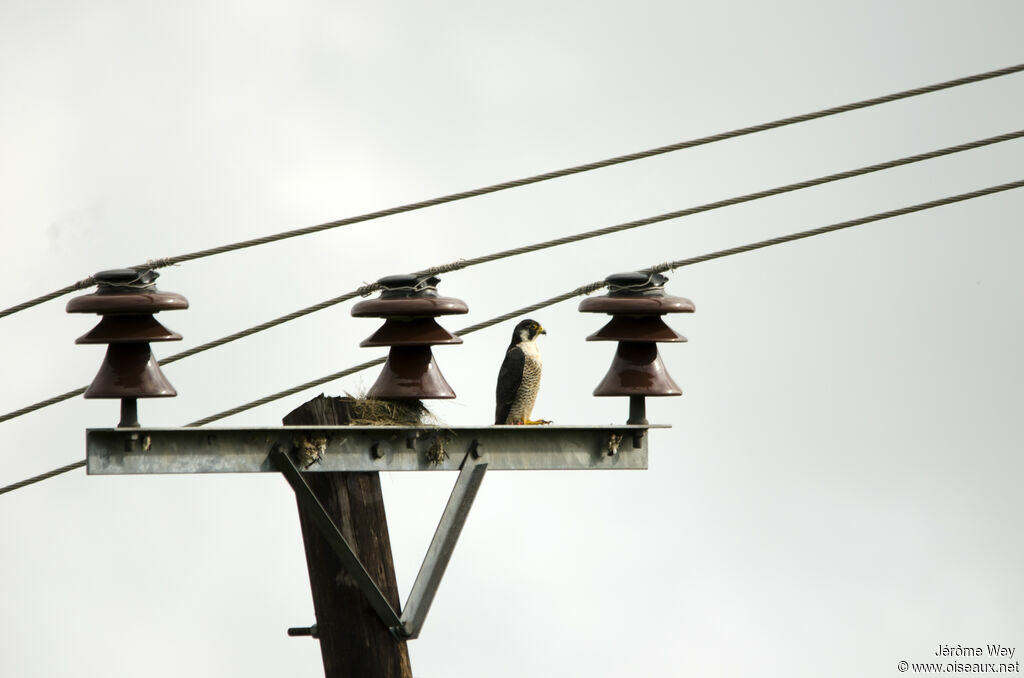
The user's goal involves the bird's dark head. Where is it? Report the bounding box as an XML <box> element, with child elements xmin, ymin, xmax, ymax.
<box><xmin>511</xmin><ymin>318</ymin><xmax>546</xmax><ymax>346</ymax></box>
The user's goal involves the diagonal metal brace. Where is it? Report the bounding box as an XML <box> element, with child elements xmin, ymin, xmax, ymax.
<box><xmin>270</xmin><ymin>445</ymin><xmax>404</xmax><ymax>633</ymax></box>
<box><xmin>274</xmin><ymin>442</ymin><xmax>491</xmax><ymax>639</ymax></box>
<box><xmin>400</xmin><ymin>446</ymin><xmax>488</xmax><ymax>639</ymax></box>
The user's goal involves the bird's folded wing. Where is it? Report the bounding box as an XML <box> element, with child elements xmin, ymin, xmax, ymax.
<box><xmin>494</xmin><ymin>347</ymin><xmax>525</xmax><ymax>424</ymax></box>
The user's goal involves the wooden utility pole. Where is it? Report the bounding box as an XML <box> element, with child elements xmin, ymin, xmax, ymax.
<box><xmin>283</xmin><ymin>395</ymin><xmax>412</xmax><ymax>678</ymax></box>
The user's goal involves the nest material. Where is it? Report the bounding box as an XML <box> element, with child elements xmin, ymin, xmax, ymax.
<box><xmin>296</xmin><ymin>437</ymin><xmax>328</xmax><ymax>468</ymax></box>
<box><xmin>425</xmin><ymin>434</ymin><xmax>449</xmax><ymax>464</ymax></box>
<box><xmin>344</xmin><ymin>394</ymin><xmax>453</xmax><ymax>465</ymax></box>
<box><xmin>343</xmin><ymin>394</ymin><xmax>432</xmax><ymax>426</ymax></box>
<box><xmin>289</xmin><ymin>395</ymin><xmax>444</xmax><ymax>468</ymax></box>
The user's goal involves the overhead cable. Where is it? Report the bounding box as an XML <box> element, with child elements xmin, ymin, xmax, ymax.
<box><xmin>3</xmin><ymin>177</ymin><xmax>1020</xmax><ymax>497</ymax></box>
<box><xmin>2</xmin><ymin>63</ymin><xmax>1021</xmax><ymax>321</ymax></box>
<box><xmin>184</xmin><ymin>283</ymin><xmax>603</xmax><ymax>427</ymax></box>
<box><xmin>0</xmin><ymin>460</ymin><xmax>86</xmax><ymax>496</ymax></box>
<box><xmin>180</xmin><ymin>177</ymin><xmax>1024</xmax><ymax>427</ymax></box>
<box><xmin>2</xmin><ymin>129</ymin><xmax>1021</xmax><ymax>427</ymax></box>
<box><xmin>419</xmin><ymin>130</ymin><xmax>1024</xmax><ymax>275</ymax></box>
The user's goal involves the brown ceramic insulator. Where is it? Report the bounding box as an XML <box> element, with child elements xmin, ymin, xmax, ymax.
<box><xmin>351</xmin><ymin>296</ymin><xmax>468</xmax><ymax>319</ymax></box>
<box><xmin>68</xmin><ymin>269</ymin><xmax>188</xmax><ymax>405</ymax></box>
<box><xmin>83</xmin><ymin>343</ymin><xmax>177</xmax><ymax>399</ymax></box>
<box><xmin>366</xmin><ymin>346</ymin><xmax>456</xmax><ymax>400</ymax></box>
<box><xmin>586</xmin><ymin>314</ymin><xmax>688</xmax><ymax>343</ymax></box>
<box><xmin>359</xmin><ymin>317</ymin><xmax>462</xmax><ymax>348</ymax></box>
<box><xmin>592</xmin><ymin>342</ymin><xmax>682</xmax><ymax>397</ymax></box>
<box><xmin>578</xmin><ymin>294</ymin><xmax>694</xmax><ymax>315</ymax></box>
<box><xmin>354</xmin><ymin>274</ymin><xmax>467</xmax><ymax>399</ymax></box>
<box><xmin>66</xmin><ymin>291</ymin><xmax>189</xmax><ymax>315</ymax></box>
<box><xmin>75</xmin><ymin>314</ymin><xmax>182</xmax><ymax>344</ymax></box>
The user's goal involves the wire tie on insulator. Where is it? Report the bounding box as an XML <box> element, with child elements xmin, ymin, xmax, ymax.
<box><xmin>356</xmin><ymin>283</ymin><xmax>380</xmax><ymax>297</ymax></box>
<box><xmin>145</xmin><ymin>257</ymin><xmax>176</xmax><ymax>270</ymax></box>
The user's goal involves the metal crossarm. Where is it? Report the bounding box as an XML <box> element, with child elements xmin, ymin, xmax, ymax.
<box><xmin>85</xmin><ymin>425</ymin><xmax>658</xmax><ymax>474</ymax></box>
<box><xmin>85</xmin><ymin>424</ymin><xmax>664</xmax><ymax>638</ymax></box>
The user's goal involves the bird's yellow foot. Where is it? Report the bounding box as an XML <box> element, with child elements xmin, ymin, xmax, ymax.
<box><xmin>523</xmin><ymin>418</ymin><xmax>552</xmax><ymax>425</ymax></box>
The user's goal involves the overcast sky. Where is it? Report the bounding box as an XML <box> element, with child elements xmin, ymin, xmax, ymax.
<box><xmin>1</xmin><ymin>2</ymin><xmax>1022</xmax><ymax>677</ymax></box>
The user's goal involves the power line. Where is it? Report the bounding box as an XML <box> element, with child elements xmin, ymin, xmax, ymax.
<box><xmin>183</xmin><ymin>282</ymin><xmax>604</xmax><ymax>427</ymax></box>
<box><xmin>2</xmin><ymin>63</ymin><xmax>1021</xmax><ymax>321</ymax></box>
<box><xmin>171</xmin><ymin>177</ymin><xmax>1024</xmax><ymax>427</ymax></box>
<box><xmin>423</xmin><ymin>130</ymin><xmax>1024</xmax><ymax>274</ymax></box>
<box><xmin>0</xmin><ymin>386</ymin><xmax>88</xmax><ymax>424</ymax></box>
<box><xmin>187</xmin><ymin>358</ymin><xmax>387</xmax><ymax>427</ymax></box>
<box><xmin>3</xmin><ymin>177</ymin><xmax>1020</xmax><ymax>498</ymax></box>
<box><xmin>643</xmin><ymin>180</ymin><xmax>1024</xmax><ymax>274</ymax></box>
<box><xmin>4</xmin><ymin>129</ymin><xmax>1019</xmax><ymax>427</ymax></box>
<box><xmin>0</xmin><ymin>460</ymin><xmax>86</xmax><ymax>496</ymax></box>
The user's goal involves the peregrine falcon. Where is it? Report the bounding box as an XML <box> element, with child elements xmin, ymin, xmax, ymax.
<box><xmin>495</xmin><ymin>318</ymin><xmax>548</xmax><ymax>425</ymax></box>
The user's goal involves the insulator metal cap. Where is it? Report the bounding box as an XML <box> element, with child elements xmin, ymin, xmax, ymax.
<box><xmin>352</xmin><ymin>274</ymin><xmax>468</xmax><ymax>318</ymax></box>
<box><xmin>604</xmin><ymin>271</ymin><xmax>668</xmax><ymax>297</ymax></box>
<box><xmin>94</xmin><ymin>268</ymin><xmax>159</xmax><ymax>292</ymax></box>
<box><xmin>376</xmin><ymin>274</ymin><xmax>440</xmax><ymax>298</ymax></box>
<box><xmin>579</xmin><ymin>271</ymin><xmax>693</xmax><ymax>315</ymax></box>
<box><xmin>67</xmin><ymin>269</ymin><xmax>188</xmax><ymax>315</ymax></box>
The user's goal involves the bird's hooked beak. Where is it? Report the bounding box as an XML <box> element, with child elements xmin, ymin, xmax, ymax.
<box><xmin>538</xmin><ymin>326</ymin><xmax>547</xmax><ymax>335</ymax></box>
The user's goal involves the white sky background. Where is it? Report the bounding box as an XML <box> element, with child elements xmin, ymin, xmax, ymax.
<box><xmin>1</xmin><ymin>1</ymin><xmax>1022</xmax><ymax>676</ymax></box>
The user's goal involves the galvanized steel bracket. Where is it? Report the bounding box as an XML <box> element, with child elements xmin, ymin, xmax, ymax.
<box><xmin>400</xmin><ymin>448</ymin><xmax>488</xmax><ymax>638</ymax></box>
<box><xmin>85</xmin><ymin>425</ymin><xmax>660</xmax><ymax>474</ymax></box>
<box><xmin>84</xmin><ymin>424</ymin><xmax>664</xmax><ymax>638</ymax></box>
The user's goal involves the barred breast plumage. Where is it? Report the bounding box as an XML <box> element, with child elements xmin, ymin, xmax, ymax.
<box><xmin>507</xmin><ymin>341</ymin><xmax>542</xmax><ymax>424</ymax></box>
